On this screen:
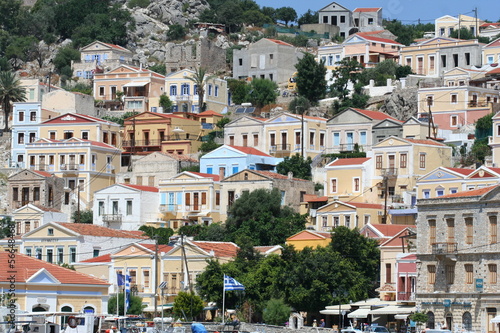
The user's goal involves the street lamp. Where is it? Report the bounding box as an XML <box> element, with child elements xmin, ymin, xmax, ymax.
<box><xmin>332</xmin><ymin>289</ymin><xmax>348</xmax><ymax>330</ymax></box>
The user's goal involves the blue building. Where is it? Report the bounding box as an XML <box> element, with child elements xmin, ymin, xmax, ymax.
<box><xmin>11</xmin><ymin>102</ymin><xmax>59</xmax><ymax>168</ymax></box>
<box><xmin>200</xmin><ymin>145</ymin><xmax>283</xmax><ymax>178</ymax></box>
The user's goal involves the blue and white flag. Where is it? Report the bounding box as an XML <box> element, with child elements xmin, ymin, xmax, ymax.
<box><xmin>117</xmin><ymin>272</ymin><xmax>125</xmax><ymax>286</ymax></box>
<box><xmin>224</xmin><ymin>275</ymin><xmax>245</xmax><ymax>291</ymax></box>
<box><xmin>125</xmin><ymin>271</ymin><xmax>131</xmax><ymax>310</ymax></box>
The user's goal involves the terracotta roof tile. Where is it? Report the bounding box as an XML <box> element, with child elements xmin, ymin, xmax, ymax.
<box><xmin>370</xmin><ymin>224</ymin><xmax>414</xmax><ymax>237</ymax></box>
<box><xmin>253</xmin><ymin>170</ymin><xmax>309</xmax><ymax>181</ymax></box>
<box><xmin>193</xmin><ymin>241</ymin><xmax>239</xmax><ymax>257</ymax></box>
<box><xmin>197</xmin><ymin>110</ymin><xmax>222</xmax><ymax>116</ymax></box>
<box><xmin>354</xmin><ymin>34</ymin><xmax>403</xmax><ymax>45</ymax></box>
<box><xmin>0</xmin><ymin>252</ymin><xmax>109</xmax><ymax>285</ymax></box>
<box><xmin>55</xmin><ymin>223</ymin><xmax>149</xmax><ymax>239</ymax></box>
<box><xmin>352</xmin><ymin>108</ymin><xmax>401</xmax><ymax>122</ymax></box>
<box><xmin>228</xmin><ymin>145</ymin><xmax>272</xmax><ymax>157</ymax></box>
<box><xmin>80</xmin><ymin>253</ymin><xmax>112</xmax><ymax>263</ymax></box>
<box><xmin>33</xmin><ymin>170</ymin><xmax>53</xmax><ymax>178</ymax></box>
<box><xmin>140</xmin><ymin>243</ymin><xmax>173</xmax><ymax>253</ymax></box>
<box><xmin>447</xmin><ymin>167</ymin><xmax>475</xmax><ymax>175</ymax></box>
<box><xmin>266</xmin><ymin>38</ymin><xmax>294</xmax><ymax>47</ymax></box>
<box><xmin>253</xmin><ymin>246</ymin><xmax>276</xmax><ymax>253</ymax></box>
<box><xmin>32</xmin><ymin>204</ymin><xmax>62</xmax><ymax>213</ymax></box>
<box><xmin>189</xmin><ymin>172</ymin><xmax>220</xmax><ymax>181</ymax></box>
<box><xmin>303</xmin><ymin>194</ymin><xmax>328</xmax><ymax>202</ymax></box>
<box><xmin>120</xmin><ymin>184</ymin><xmax>159</xmax><ymax>192</ymax></box>
<box><xmin>327</xmin><ymin>158</ymin><xmax>371</xmax><ymax>167</ymax></box>
<box><xmin>404</xmin><ymin>138</ymin><xmax>447</xmax><ymax>146</ymax></box>
<box><xmin>343</xmin><ymin>202</ymin><xmax>384</xmax><ymax>209</ymax></box>
<box><xmin>436</xmin><ymin>185</ymin><xmax>497</xmax><ymax>199</ymax></box>
<box><xmin>353</xmin><ymin>7</ymin><xmax>381</xmax><ymax>12</ymax></box>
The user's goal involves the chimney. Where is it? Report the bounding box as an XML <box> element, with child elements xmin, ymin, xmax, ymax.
<box><xmin>288</xmin><ymin>171</ymin><xmax>293</xmax><ymax>179</ymax></box>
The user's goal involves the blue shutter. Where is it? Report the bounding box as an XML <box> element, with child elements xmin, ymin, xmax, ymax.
<box><xmin>232</xmin><ymin>166</ymin><xmax>238</xmax><ymax>174</ymax></box>
<box><xmin>207</xmin><ymin>167</ymin><xmax>213</xmax><ymax>174</ymax></box>
<box><xmin>177</xmin><ymin>192</ymin><xmax>182</xmax><ymax>205</ymax></box>
<box><xmin>333</xmin><ymin>133</ymin><xmax>340</xmax><ymax>146</ymax></box>
<box><xmin>160</xmin><ymin>193</ymin><xmax>167</xmax><ymax>205</ymax></box>
<box><xmin>360</xmin><ymin>132</ymin><xmax>367</xmax><ymax>145</ymax></box>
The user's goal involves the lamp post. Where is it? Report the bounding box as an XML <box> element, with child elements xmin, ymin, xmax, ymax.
<box><xmin>332</xmin><ymin>289</ymin><xmax>348</xmax><ymax>330</ymax></box>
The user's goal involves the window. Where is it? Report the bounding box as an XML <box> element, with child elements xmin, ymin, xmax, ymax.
<box><xmin>385</xmin><ymin>263</ymin><xmax>392</xmax><ymax>283</ymax></box>
<box><xmin>376</xmin><ymin>155</ymin><xmax>382</xmax><ymax>169</ymax></box>
<box><xmin>331</xmin><ymin>179</ymin><xmax>337</xmax><ymax>193</ymax></box>
<box><xmin>19</xmin><ymin>112</ymin><xmax>24</xmax><ymax>122</ymax></box>
<box><xmin>98</xmin><ymin>201</ymin><xmax>104</xmax><ymax>216</ymax></box>
<box><xmin>270</xmin><ymin>133</ymin><xmax>275</xmax><ymax>147</ymax></box>
<box><xmin>215</xmin><ymin>191</ymin><xmax>220</xmax><ymax>206</ymax></box>
<box><xmin>26</xmin><ymin>248</ymin><xmax>32</xmax><ymax>257</ymax></box>
<box><xmin>81</xmin><ymin>131</ymin><xmax>89</xmax><ymax>140</ymax></box>
<box><xmin>93</xmin><ymin>249</ymin><xmax>100</xmax><ymax>257</ymax></box>
<box><xmin>429</xmin><ymin>56</ymin><xmax>435</xmax><ymax>71</ymax></box>
<box><xmin>208</xmin><ymin>84</ymin><xmax>212</xmax><ymax>96</ymax></box>
<box><xmin>400</xmin><ymin>153</ymin><xmax>407</xmax><ymax>168</ymax></box>
<box><xmin>490</xmin><ymin>215</ymin><xmax>498</xmax><ymax>244</ymax></box>
<box><xmin>451</xmin><ymin>94</ymin><xmax>457</xmax><ymax>104</ymax></box>
<box><xmin>280</xmin><ymin>191</ymin><xmax>285</xmax><ymax>205</ymax></box>
<box><xmin>333</xmin><ymin>216</ymin><xmax>340</xmax><ymax>228</ymax></box>
<box><xmin>29</xmin><ymin>133</ymin><xmax>36</xmax><ymax>143</ymax></box>
<box><xmin>136</xmin><ymin>176</ymin><xmax>143</xmax><ymax>185</ymax></box>
<box><xmin>419</xmin><ymin>153</ymin><xmax>426</xmax><ymax>169</ymax></box>
<box><xmin>47</xmin><ymin>249</ymin><xmax>53</xmax><ymax>263</ymax></box>
<box><xmin>345</xmin><ymin>215</ymin><xmax>350</xmax><ymax>228</ymax></box>
<box><xmin>36</xmin><ymin>248</ymin><xmax>42</xmax><ymax>260</ymax></box>
<box><xmin>360</xmin><ymin>131</ymin><xmax>366</xmax><ymax>145</ymax></box>
<box><xmin>465</xmin><ymin>217</ymin><xmax>473</xmax><ymax>244</ymax></box>
<box><xmin>13</xmin><ymin>187</ymin><xmax>18</xmax><ymax>201</ymax></box>
<box><xmin>446</xmin><ymin>265</ymin><xmax>455</xmax><ymax>284</ymax></box>
<box><xmin>322</xmin><ymin>216</ymin><xmax>328</xmax><ymax>227</ymax></box>
<box><xmin>253</xmin><ymin>134</ymin><xmax>258</xmax><ymax>146</ymax></box>
<box><xmin>49</xmin><ymin>131</ymin><xmax>56</xmax><ymax>140</ymax></box>
<box><xmin>320</xmin><ymin>132</ymin><xmax>325</xmax><ymax>147</ymax></box>
<box><xmin>30</xmin><ymin>112</ymin><xmax>36</xmax><ymax>121</ymax></box>
<box><xmin>368</xmin><ymin>18</ymin><xmax>374</xmax><ymax>25</ymax></box>
<box><xmin>429</xmin><ymin>219</ymin><xmax>436</xmax><ymax>245</ymax></box>
<box><xmin>112</xmin><ymin>201</ymin><xmax>118</xmax><ymax>214</ymax></box>
<box><xmin>99</xmin><ymin>86</ymin><xmax>104</xmax><ymax>96</ymax></box>
<box><xmin>202</xmin><ymin>192</ymin><xmax>207</xmax><ymax>205</ymax></box>
<box><xmin>353</xmin><ymin>178</ymin><xmax>360</xmax><ymax>192</ymax></box>
<box><xmin>144</xmin><ymin>270</ymin><xmax>150</xmax><ymax>288</ymax></box>
<box><xmin>170</xmin><ymin>85</ymin><xmax>177</xmax><ymax>96</ymax></box>
<box><xmin>489</xmin><ymin>264</ymin><xmax>497</xmax><ymax>284</ymax></box>
<box><xmin>57</xmin><ymin>248</ymin><xmax>63</xmax><ymax>264</ymax></box>
<box><xmin>465</xmin><ymin>264</ymin><xmax>473</xmax><ymax>284</ymax></box>
<box><xmin>428</xmin><ymin>265</ymin><xmax>436</xmax><ymax>284</ymax></box>
<box><xmin>441</xmin><ymin>55</ymin><xmax>447</xmax><ymax>67</ymax></box>
<box><xmin>126</xmin><ymin>200</ymin><xmax>132</xmax><ymax>215</ymax></box>
<box><xmin>48</xmin><ymin>228</ymin><xmax>54</xmax><ymax>236</ymax></box>
<box><xmin>340</xmin><ymin>15</ymin><xmax>345</xmax><ymax>23</ymax></box>
<box><xmin>465</xmin><ymin>53</ymin><xmax>470</xmax><ymax>66</ymax></box>
<box><xmin>215</xmin><ymin>85</ymin><xmax>219</xmax><ymax>97</ymax></box>
<box><xmin>238</xmin><ymin>58</ymin><xmax>243</xmax><ymax>66</ymax></box>
<box><xmin>229</xmin><ymin>135</ymin><xmax>234</xmax><ymax>145</ymax></box>
<box><xmin>436</xmin><ymin>188</ymin><xmax>444</xmax><ymax>197</ymax></box>
<box><xmin>70</xmin><ymin>247</ymin><xmax>76</xmax><ymax>263</ymax></box>
<box><xmin>447</xmin><ymin>218</ymin><xmax>455</xmax><ymax>243</ymax></box>
<box><xmin>242</xmin><ymin>134</ymin><xmax>248</xmax><ymax>147</ymax></box>
<box><xmin>17</xmin><ymin>133</ymin><xmax>24</xmax><ymax>144</ymax></box>
<box><xmin>333</xmin><ymin>132</ymin><xmax>340</xmax><ymax>146</ymax></box>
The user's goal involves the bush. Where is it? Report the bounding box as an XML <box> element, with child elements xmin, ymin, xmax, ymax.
<box><xmin>263</xmin><ymin>299</ymin><xmax>290</xmax><ymax>325</ymax></box>
<box><xmin>127</xmin><ymin>0</ymin><xmax>150</xmax><ymax>9</ymax></box>
<box><xmin>167</xmin><ymin>24</ymin><xmax>187</xmax><ymax>41</ymax></box>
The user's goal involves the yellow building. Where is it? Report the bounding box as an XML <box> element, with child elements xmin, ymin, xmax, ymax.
<box><xmin>286</xmin><ymin>230</ymin><xmax>332</xmax><ymax>250</ymax></box>
<box><xmin>399</xmin><ymin>37</ymin><xmax>484</xmax><ymax>77</ymax></box>
<box><xmin>435</xmin><ymin>14</ymin><xmax>483</xmax><ymax>38</ymax></box>
<box><xmin>93</xmin><ymin>64</ymin><xmax>166</xmax><ymax>112</ymax></box>
<box><xmin>316</xmin><ymin>200</ymin><xmax>384</xmax><ymax>231</ymax></box>
<box><xmin>490</xmin><ymin>110</ymin><xmax>500</xmax><ymax>166</ymax></box>
<box><xmin>325</xmin><ymin>157</ymin><xmax>372</xmax><ymax>203</ymax></box>
<box><xmin>416</xmin><ymin>165</ymin><xmax>500</xmax><ymax>199</ymax></box>
<box><xmin>165</xmin><ymin>69</ymin><xmax>202</xmax><ymax>113</ymax></box>
<box><xmin>157</xmin><ymin>171</ymin><xmax>221</xmax><ymax>229</ymax></box>
<box><xmin>122</xmin><ymin>111</ymin><xmax>204</xmax><ymax>156</ymax></box>
<box><xmin>0</xmin><ymin>252</ymin><xmax>109</xmax><ymax>313</ymax></box>
<box><xmin>484</xmin><ymin>38</ymin><xmax>500</xmax><ymax>65</ymax></box>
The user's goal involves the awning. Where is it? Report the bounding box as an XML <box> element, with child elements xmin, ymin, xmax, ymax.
<box><xmin>123</xmin><ymin>81</ymin><xmax>149</xmax><ymax>87</ymax></box>
<box><xmin>369</xmin><ymin>306</ymin><xmax>415</xmax><ymax>315</ymax></box>
<box><xmin>347</xmin><ymin>308</ymin><xmax>370</xmax><ymax>319</ymax></box>
<box><xmin>320</xmin><ymin>305</ymin><xmax>351</xmax><ymax>315</ymax></box>
<box><xmin>320</xmin><ymin>309</ymin><xmax>348</xmax><ymax>315</ymax></box>
<box><xmin>142</xmin><ymin>305</ymin><xmax>173</xmax><ymax>312</ymax></box>
<box><xmin>395</xmin><ymin>314</ymin><xmax>409</xmax><ymax>320</ymax></box>
<box><xmin>491</xmin><ymin>315</ymin><xmax>500</xmax><ymax>323</ymax></box>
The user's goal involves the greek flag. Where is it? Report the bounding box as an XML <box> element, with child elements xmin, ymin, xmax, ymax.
<box><xmin>125</xmin><ymin>271</ymin><xmax>131</xmax><ymax>310</ymax></box>
<box><xmin>224</xmin><ymin>275</ymin><xmax>245</xmax><ymax>291</ymax></box>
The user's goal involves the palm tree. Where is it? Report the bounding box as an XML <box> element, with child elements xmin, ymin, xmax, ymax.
<box><xmin>0</xmin><ymin>71</ymin><xmax>26</xmax><ymax>131</ymax></box>
<box><xmin>187</xmin><ymin>67</ymin><xmax>215</xmax><ymax>112</ymax></box>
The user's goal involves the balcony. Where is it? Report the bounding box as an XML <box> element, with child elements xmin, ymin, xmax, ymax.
<box><xmin>185</xmin><ymin>204</ymin><xmax>201</xmax><ymax>212</ymax></box>
<box><xmin>432</xmin><ymin>242</ymin><xmax>458</xmax><ymax>255</ymax></box>
<box><xmin>397</xmin><ymin>291</ymin><xmax>415</xmax><ymax>301</ymax></box>
<box><xmin>175</xmin><ymin>95</ymin><xmax>193</xmax><ymax>102</ymax></box>
<box><xmin>468</xmin><ymin>101</ymin><xmax>488</xmax><ymax>108</ymax></box>
<box><xmin>29</xmin><ymin>164</ymin><xmax>50</xmax><ymax>172</ymax></box>
<box><xmin>123</xmin><ymin>139</ymin><xmax>162</xmax><ymax>148</ymax></box>
<box><xmin>269</xmin><ymin>144</ymin><xmax>291</xmax><ymax>157</ymax></box>
<box><xmin>381</xmin><ymin>168</ymin><xmax>398</xmax><ymax>178</ymax></box>
<box><xmin>60</xmin><ymin>163</ymin><xmax>79</xmax><ymax>171</ymax></box>
<box><xmin>102</xmin><ymin>214</ymin><xmax>123</xmax><ymax>223</ymax></box>
<box><xmin>159</xmin><ymin>204</ymin><xmax>177</xmax><ymax>212</ymax></box>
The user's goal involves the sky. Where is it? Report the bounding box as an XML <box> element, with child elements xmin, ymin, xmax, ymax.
<box><xmin>253</xmin><ymin>0</ymin><xmax>500</xmax><ymax>24</ymax></box>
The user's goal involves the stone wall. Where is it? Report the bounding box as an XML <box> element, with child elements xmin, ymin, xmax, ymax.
<box><xmin>175</xmin><ymin>322</ymin><xmax>329</xmax><ymax>333</ymax></box>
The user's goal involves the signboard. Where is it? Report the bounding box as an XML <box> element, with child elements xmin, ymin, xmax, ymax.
<box><xmin>443</xmin><ymin>299</ymin><xmax>451</xmax><ymax>307</ymax></box>
<box><xmin>476</xmin><ymin>278</ymin><xmax>484</xmax><ymax>292</ymax></box>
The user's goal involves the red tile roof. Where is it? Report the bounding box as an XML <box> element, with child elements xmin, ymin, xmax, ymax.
<box><xmin>0</xmin><ymin>252</ymin><xmax>109</xmax><ymax>285</ymax></box>
<box><xmin>33</xmin><ymin>170</ymin><xmax>53</xmax><ymax>178</ymax></box>
<box><xmin>487</xmin><ymin>67</ymin><xmax>500</xmax><ymax>75</ymax></box>
<box><xmin>121</xmin><ymin>184</ymin><xmax>159</xmax><ymax>192</ymax></box>
<box><xmin>354</xmin><ymin>34</ymin><xmax>403</xmax><ymax>45</ymax></box>
<box><xmin>370</xmin><ymin>224</ymin><xmax>414</xmax><ymax>237</ymax></box>
<box><xmin>80</xmin><ymin>253</ymin><xmax>112</xmax><ymax>263</ymax></box>
<box><xmin>344</xmin><ymin>202</ymin><xmax>384</xmax><ymax>210</ymax></box>
<box><xmin>253</xmin><ymin>170</ymin><xmax>309</xmax><ymax>181</ymax></box>
<box><xmin>447</xmin><ymin>167</ymin><xmax>475</xmax><ymax>176</ymax></box>
<box><xmin>254</xmin><ymin>245</ymin><xmax>278</xmax><ymax>253</ymax></box>
<box><xmin>189</xmin><ymin>172</ymin><xmax>220</xmax><ymax>181</ymax></box>
<box><xmin>197</xmin><ymin>110</ymin><xmax>222</xmax><ymax>116</ymax></box>
<box><xmin>436</xmin><ymin>185</ymin><xmax>497</xmax><ymax>199</ymax></box>
<box><xmin>161</xmin><ymin>153</ymin><xmax>198</xmax><ymax>162</ymax></box>
<box><xmin>228</xmin><ymin>145</ymin><xmax>272</xmax><ymax>157</ymax></box>
<box><xmin>193</xmin><ymin>241</ymin><xmax>239</xmax><ymax>257</ymax></box>
<box><xmin>353</xmin><ymin>7</ymin><xmax>381</xmax><ymax>12</ymax></box>
<box><xmin>140</xmin><ymin>243</ymin><xmax>173</xmax><ymax>253</ymax></box>
<box><xmin>103</xmin><ymin>42</ymin><xmax>130</xmax><ymax>52</ymax></box>
<box><xmin>55</xmin><ymin>223</ymin><xmax>150</xmax><ymax>239</ymax></box>
<box><xmin>352</xmin><ymin>108</ymin><xmax>402</xmax><ymax>122</ymax></box>
<box><xmin>404</xmin><ymin>138</ymin><xmax>447</xmax><ymax>146</ymax></box>
<box><xmin>303</xmin><ymin>115</ymin><xmax>327</xmax><ymax>121</ymax></box>
<box><xmin>303</xmin><ymin>194</ymin><xmax>328</xmax><ymax>202</ymax></box>
<box><xmin>328</xmin><ymin>157</ymin><xmax>370</xmax><ymax>167</ymax></box>
<box><xmin>266</xmin><ymin>38</ymin><xmax>294</xmax><ymax>47</ymax></box>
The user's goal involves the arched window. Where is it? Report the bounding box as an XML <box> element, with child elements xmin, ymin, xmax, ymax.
<box><xmin>215</xmin><ymin>85</ymin><xmax>219</xmax><ymax>97</ymax></box>
<box><xmin>61</xmin><ymin>306</ymin><xmax>73</xmax><ymax>326</ymax></box>
<box><xmin>426</xmin><ymin>311</ymin><xmax>435</xmax><ymax>329</ymax></box>
<box><xmin>170</xmin><ymin>85</ymin><xmax>177</xmax><ymax>96</ymax></box>
<box><xmin>462</xmin><ymin>312</ymin><xmax>472</xmax><ymax>331</ymax></box>
<box><xmin>83</xmin><ymin>306</ymin><xmax>95</xmax><ymax>313</ymax></box>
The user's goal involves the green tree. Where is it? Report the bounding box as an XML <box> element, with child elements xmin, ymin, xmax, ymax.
<box><xmin>275</xmin><ymin>7</ymin><xmax>297</xmax><ymax>27</ymax></box>
<box><xmin>288</xmin><ymin>96</ymin><xmax>310</xmax><ymax>114</ymax></box>
<box><xmin>298</xmin><ymin>10</ymin><xmax>318</xmax><ymax>26</ymax></box>
<box><xmin>188</xmin><ymin>67</ymin><xmax>215</xmax><ymax>112</ymax></box>
<box><xmin>72</xmin><ymin>210</ymin><xmax>93</xmax><ymax>224</ymax></box>
<box><xmin>450</xmin><ymin>28</ymin><xmax>490</xmax><ymax>43</ymax></box>
<box><xmin>276</xmin><ymin>154</ymin><xmax>312</xmax><ymax>180</ymax></box>
<box><xmin>330</xmin><ymin>58</ymin><xmax>364</xmax><ymax>100</ymax></box>
<box><xmin>199</xmin><ymin>140</ymin><xmax>221</xmax><ymax>153</ymax></box>
<box><xmin>108</xmin><ymin>292</ymin><xmax>144</xmax><ymax>315</ymax></box>
<box><xmin>295</xmin><ymin>52</ymin><xmax>327</xmax><ymax>105</ymax></box>
<box><xmin>409</xmin><ymin>312</ymin><xmax>428</xmax><ymax>332</ymax></box>
<box><xmin>227</xmin><ymin>79</ymin><xmax>250</xmax><ymax>105</ymax></box>
<box><xmin>248</xmin><ymin>78</ymin><xmax>278</xmax><ymax>109</ymax></box>
<box><xmin>0</xmin><ymin>217</ymin><xmax>15</xmax><ymax>239</ymax></box>
<box><xmin>67</xmin><ymin>83</ymin><xmax>92</xmax><ymax>96</ymax></box>
<box><xmin>194</xmin><ymin>223</ymin><xmax>228</xmax><ymax>241</ymax></box>
<box><xmin>262</xmin><ymin>299</ymin><xmax>290</xmax><ymax>325</ymax></box>
<box><xmin>167</xmin><ymin>24</ymin><xmax>187</xmax><ymax>41</ymax></box>
<box><xmin>53</xmin><ymin>46</ymin><xmax>80</xmax><ymax>76</ymax></box>
<box><xmin>128</xmin><ymin>0</ymin><xmax>150</xmax><ymax>8</ymax></box>
<box><xmin>102</xmin><ymin>111</ymin><xmax>139</xmax><ymax>126</ymax></box>
<box><xmin>0</xmin><ymin>71</ymin><xmax>26</xmax><ymax>131</ymax></box>
<box><xmin>173</xmin><ymin>291</ymin><xmax>204</xmax><ymax>320</ymax></box>
<box><xmin>5</xmin><ymin>36</ymin><xmax>38</xmax><ymax>70</ymax></box>
<box><xmin>139</xmin><ymin>225</ymin><xmax>174</xmax><ymax>245</ymax></box>
<box><xmin>149</xmin><ymin>63</ymin><xmax>167</xmax><ymax>75</ymax></box>
<box><xmin>261</xmin><ymin>6</ymin><xmax>276</xmax><ymax>22</ymax></box>
<box><xmin>159</xmin><ymin>94</ymin><xmax>173</xmax><ymax>112</ymax></box>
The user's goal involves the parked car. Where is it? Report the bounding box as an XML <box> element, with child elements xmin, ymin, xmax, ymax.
<box><xmin>366</xmin><ymin>326</ymin><xmax>389</xmax><ymax>333</ymax></box>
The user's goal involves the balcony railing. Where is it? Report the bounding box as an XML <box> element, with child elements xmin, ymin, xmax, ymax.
<box><xmin>270</xmin><ymin>144</ymin><xmax>291</xmax><ymax>153</ymax></box>
<box><xmin>185</xmin><ymin>205</ymin><xmax>201</xmax><ymax>212</ymax></box>
<box><xmin>29</xmin><ymin>164</ymin><xmax>50</xmax><ymax>172</ymax></box>
<box><xmin>123</xmin><ymin>139</ymin><xmax>162</xmax><ymax>147</ymax></box>
<box><xmin>102</xmin><ymin>214</ymin><xmax>123</xmax><ymax>223</ymax></box>
<box><xmin>468</xmin><ymin>101</ymin><xmax>488</xmax><ymax>108</ymax></box>
<box><xmin>397</xmin><ymin>291</ymin><xmax>415</xmax><ymax>301</ymax></box>
<box><xmin>432</xmin><ymin>242</ymin><xmax>458</xmax><ymax>255</ymax></box>
<box><xmin>381</xmin><ymin>168</ymin><xmax>398</xmax><ymax>178</ymax></box>
<box><xmin>159</xmin><ymin>204</ymin><xmax>177</xmax><ymax>212</ymax></box>
<box><xmin>60</xmin><ymin>163</ymin><xmax>79</xmax><ymax>171</ymax></box>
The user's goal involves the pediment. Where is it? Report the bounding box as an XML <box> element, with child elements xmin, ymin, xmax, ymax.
<box><xmin>267</xmin><ymin>114</ymin><xmax>300</xmax><ymax>124</ymax></box>
<box><xmin>27</xmin><ymin>268</ymin><xmax>60</xmax><ymax>284</ymax></box>
<box><xmin>419</xmin><ymin>168</ymin><xmax>466</xmax><ymax>182</ymax></box>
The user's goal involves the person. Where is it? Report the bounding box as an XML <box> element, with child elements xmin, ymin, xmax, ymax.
<box><xmin>320</xmin><ymin>319</ymin><xmax>325</xmax><ymax>328</ymax></box>
<box><xmin>313</xmin><ymin>319</ymin><xmax>318</xmax><ymax>327</ymax></box>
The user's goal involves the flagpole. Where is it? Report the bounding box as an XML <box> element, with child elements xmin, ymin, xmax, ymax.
<box><xmin>124</xmin><ymin>265</ymin><xmax>128</xmax><ymax>317</ymax></box>
<box><xmin>222</xmin><ymin>275</ymin><xmax>226</xmax><ymax>325</ymax></box>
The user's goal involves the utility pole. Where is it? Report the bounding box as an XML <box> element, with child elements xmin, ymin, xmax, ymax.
<box><xmin>426</xmin><ymin>97</ymin><xmax>436</xmax><ymax>139</ymax></box>
<box><xmin>76</xmin><ymin>183</ymin><xmax>81</xmax><ymax>223</ymax></box>
<box><xmin>382</xmin><ymin>176</ymin><xmax>388</xmax><ymax>224</ymax></box>
<box><xmin>458</xmin><ymin>14</ymin><xmax>461</xmax><ymax>39</ymax></box>
<box><xmin>474</xmin><ymin>7</ymin><xmax>478</xmax><ymax>38</ymax></box>
<box><xmin>297</xmin><ymin>106</ymin><xmax>304</xmax><ymax>158</ymax></box>
<box><xmin>153</xmin><ymin>235</ymin><xmax>159</xmax><ymax>318</ymax></box>
<box><xmin>128</xmin><ymin>111</ymin><xmax>136</xmax><ymax>171</ymax></box>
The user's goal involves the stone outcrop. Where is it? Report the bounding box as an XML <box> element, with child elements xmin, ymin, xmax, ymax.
<box><xmin>378</xmin><ymin>86</ymin><xmax>418</xmax><ymax>121</ymax></box>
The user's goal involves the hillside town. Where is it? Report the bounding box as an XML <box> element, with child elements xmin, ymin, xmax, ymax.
<box><xmin>1</xmin><ymin>1</ymin><xmax>500</xmax><ymax>333</ymax></box>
